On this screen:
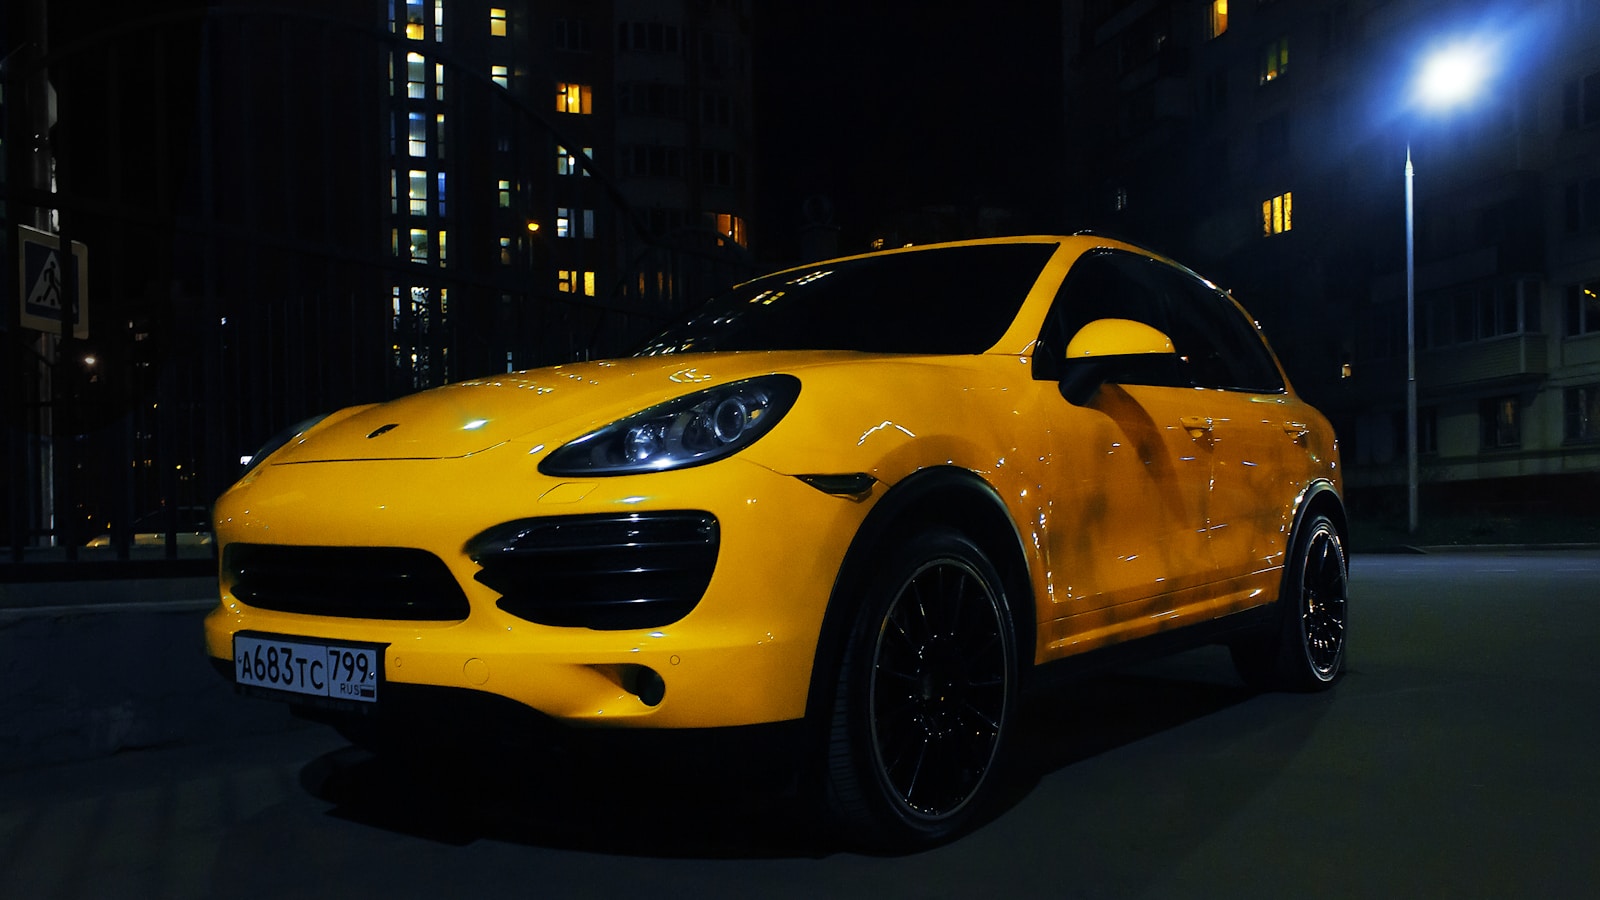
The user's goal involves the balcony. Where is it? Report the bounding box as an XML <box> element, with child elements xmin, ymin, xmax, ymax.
<box><xmin>1419</xmin><ymin>334</ymin><xmax>1547</xmax><ymax>392</ymax></box>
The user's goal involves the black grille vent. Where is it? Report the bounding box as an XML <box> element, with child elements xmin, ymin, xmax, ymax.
<box><xmin>466</xmin><ymin>512</ymin><xmax>718</xmax><ymax>630</ymax></box>
<box><xmin>224</xmin><ymin>544</ymin><xmax>470</xmax><ymax>621</ymax></box>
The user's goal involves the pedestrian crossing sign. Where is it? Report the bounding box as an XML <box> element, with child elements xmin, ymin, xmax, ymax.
<box><xmin>18</xmin><ymin>225</ymin><xmax>89</xmax><ymax>340</ymax></box>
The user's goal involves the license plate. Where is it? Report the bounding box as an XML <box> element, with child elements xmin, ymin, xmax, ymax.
<box><xmin>233</xmin><ymin>633</ymin><xmax>383</xmax><ymax>703</ymax></box>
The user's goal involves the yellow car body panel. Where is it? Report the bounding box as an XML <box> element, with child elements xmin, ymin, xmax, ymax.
<box><xmin>203</xmin><ymin>234</ymin><xmax>1342</xmax><ymax>734</ymax></box>
<box><xmin>208</xmin><ymin>446</ymin><xmax>868</xmax><ymax>728</ymax></box>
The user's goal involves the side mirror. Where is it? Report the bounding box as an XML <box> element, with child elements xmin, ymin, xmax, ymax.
<box><xmin>1058</xmin><ymin>318</ymin><xmax>1178</xmax><ymax>405</ymax></box>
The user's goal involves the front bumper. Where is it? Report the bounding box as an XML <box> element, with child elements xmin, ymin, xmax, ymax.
<box><xmin>203</xmin><ymin>451</ymin><xmax>870</xmax><ymax>729</ymax></box>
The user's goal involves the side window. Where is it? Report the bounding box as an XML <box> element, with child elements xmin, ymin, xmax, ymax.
<box><xmin>1035</xmin><ymin>250</ymin><xmax>1182</xmax><ymax>387</ymax></box>
<box><xmin>1156</xmin><ymin>267</ymin><xmax>1286</xmax><ymax>392</ymax></box>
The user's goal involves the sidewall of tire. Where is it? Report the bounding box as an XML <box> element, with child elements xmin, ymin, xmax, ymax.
<box><xmin>1278</xmin><ymin>513</ymin><xmax>1347</xmax><ymax>691</ymax></box>
<box><xmin>822</xmin><ymin>529</ymin><xmax>1019</xmax><ymax>850</ymax></box>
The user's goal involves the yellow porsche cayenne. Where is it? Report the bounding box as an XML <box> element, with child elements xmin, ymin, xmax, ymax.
<box><xmin>205</xmin><ymin>234</ymin><xmax>1346</xmax><ymax>848</ymax></box>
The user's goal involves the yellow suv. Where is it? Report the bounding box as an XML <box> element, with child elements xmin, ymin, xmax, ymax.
<box><xmin>205</xmin><ymin>235</ymin><xmax>1346</xmax><ymax>848</ymax></box>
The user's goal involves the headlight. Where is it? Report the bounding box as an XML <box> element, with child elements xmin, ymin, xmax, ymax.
<box><xmin>540</xmin><ymin>375</ymin><xmax>801</xmax><ymax>476</ymax></box>
<box><xmin>239</xmin><ymin>413</ymin><xmax>331</xmax><ymax>477</ymax></box>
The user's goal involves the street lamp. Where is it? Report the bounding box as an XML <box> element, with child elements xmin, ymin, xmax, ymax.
<box><xmin>1404</xmin><ymin>41</ymin><xmax>1493</xmax><ymax>534</ymax></box>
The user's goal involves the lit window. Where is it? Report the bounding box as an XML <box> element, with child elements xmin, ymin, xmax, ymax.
<box><xmin>498</xmin><ymin>179</ymin><xmax>512</xmax><ymax>208</ymax></box>
<box><xmin>558</xmin><ymin>270</ymin><xmax>596</xmax><ymax>296</ymax></box>
<box><xmin>436</xmin><ymin>113</ymin><xmax>446</xmax><ymax>159</ymax></box>
<box><xmin>490</xmin><ymin>8</ymin><xmax>507</xmax><ymax>37</ymax></box>
<box><xmin>557</xmin><ymin>145</ymin><xmax>593</xmax><ymax>175</ymax></box>
<box><xmin>408</xmin><ymin>112</ymin><xmax>426</xmax><ymax>157</ymax></box>
<box><xmin>1260</xmin><ymin>38</ymin><xmax>1289</xmax><ymax>84</ymax></box>
<box><xmin>713</xmin><ymin>213</ymin><xmax>747</xmax><ymax>247</ymax></box>
<box><xmin>1262</xmin><ymin>192</ymin><xmax>1292</xmax><ymax>236</ymax></box>
<box><xmin>434</xmin><ymin>0</ymin><xmax>444</xmax><ymax>42</ymax></box>
<box><xmin>557</xmin><ymin>82</ymin><xmax>593</xmax><ymax>114</ymax></box>
<box><xmin>436</xmin><ymin>63</ymin><xmax>445</xmax><ymax>101</ymax></box>
<box><xmin>1208</xmin><ymin>1</ymin><xmax>1228</xmax><ymax>39</ymax></box>
<box><xmin>492</xmin><ymin>65</ymin><xmax>509</xmax><ymax>88</ymax></box>
<box><xmin>405</xmin><ymin>0</ymin><xmax>424</xmax><ymax>40</ymax></box>
<box><xmin>409</xmin><ymin>228</ymin><xmax>429</xmax><ymax>263</ymax></box>
<box><xmin>556</xmin><ymin>207</ymin><xmax>595</xmax><ymax>238</ymax></box>
<box><xmin>438</xmin><ymin>229</ymin><xmax>447</xmax><ymax>265</ymax></box>
<box><xmin>409</xmin><ymin>170</ymin><xmax>428</xmax><ymax>216</ymax></box>
<box><xmin>407</xmin><ymin>52</ymin><xmax>425</xmax><ymax>99</ymax></box>
<box><xmin>500</xmin><ymin>237</ymin><xmax>512</xmax><ymax>266</ymax></box>
<box><xmin>436</xmin><ymin>172</ymin><xmax>447</xmax><ymax>216</ymax></box>
<box><xmin>389</xmin><ymin>170</ymin><xmax>399</xmax><ymax>214</ymax></box>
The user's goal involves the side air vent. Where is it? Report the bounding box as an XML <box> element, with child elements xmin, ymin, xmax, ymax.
<box><xmin>465</xmin><ymin>512</ymin><xmax>718</xmax><ymax>630</ymax></box>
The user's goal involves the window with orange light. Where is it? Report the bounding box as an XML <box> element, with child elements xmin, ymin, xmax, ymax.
<box><xmin>559</xmin><ymin>270</ymin><xmax>596</xmax><ymax>296</ymax></box>
<box><xmin>1208</xmin><ymin>1</ymin><xmax>1228</xmax><ymax>39</ymax></box>
<box><xmin>1262</xmin><ymin>192</ymin><xmax>1292</xmax><ymax>236</ymax></box>
<box><xmin>404</xmin><ymin>0</ymin><xmax>425</xmax><ymax>40</ymax></box>
<box><xmin>557</xmin><ymin>82</ymin><xmax>593</xmax><ymax>114</ymax></box>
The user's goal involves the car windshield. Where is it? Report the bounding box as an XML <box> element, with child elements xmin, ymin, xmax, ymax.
<box><xmin>635</xmin><ymin>242</ymin><xmax>1057</xmax><ymax>356</ymax></box>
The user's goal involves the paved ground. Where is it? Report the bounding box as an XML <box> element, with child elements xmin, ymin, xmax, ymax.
<box><xmin>2</xmin><ymin>551</ymin><xmax>1597</xmax><ymax>899</ymax></box>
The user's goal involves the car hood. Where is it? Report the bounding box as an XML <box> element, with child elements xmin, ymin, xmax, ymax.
<box><xmin>269</xmin><ymin>352</ymin><xmax>855</xmax><ymax>463</ymax></box>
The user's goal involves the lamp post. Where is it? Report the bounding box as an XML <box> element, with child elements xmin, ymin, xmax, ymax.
<box><xmin>1405</xmin><ymin>43</ymin><xmax>1492</xmax><ymax>534</ymax></box>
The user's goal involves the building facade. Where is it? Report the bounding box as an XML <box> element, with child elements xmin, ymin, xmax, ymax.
<box><xmin>0</xmin><ymin>0</ymin><xmax>755</xmax><ymax>560</ymax></box>
<box><xmin>1063</xmin><ymin>0</ymin><xmax>1600</xmax><ymax>515</ymax></box>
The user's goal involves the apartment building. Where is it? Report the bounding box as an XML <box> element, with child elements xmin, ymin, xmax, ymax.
<box><xmin>1064</xmin><ymin>0</ymin><xmax>1600</xmax><ymax>512</ymax></box>
<box><xmin>0</xmin><ymin>0</ymin><xmax>755</xmax><ymax>554</ymax></box>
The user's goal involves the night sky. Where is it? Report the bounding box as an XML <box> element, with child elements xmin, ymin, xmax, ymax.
<box><xmin>751</xmin><ymin>1</ymin><xmax>1066</xmax><ymax>260</ymax></box>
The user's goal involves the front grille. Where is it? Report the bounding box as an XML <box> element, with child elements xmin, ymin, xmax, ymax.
<box><xmin>224</xmin><ymin>544</ymin><xmax>470</xmax><ymax>621</ymax></box>
<box><xmin>466</xmin><ymin>511</ymin><xmax>719</xmax><ymax>630</ymax></box>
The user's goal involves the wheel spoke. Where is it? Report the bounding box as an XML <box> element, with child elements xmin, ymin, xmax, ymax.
<box><xmin>868</xmin><ymin>555</ymin><xmax>1013</xmax><ymax>821</ymax></box>
<box><xmin>1297</xmin><ymin>528</ymin><xmax>1348</xmax><ymax>674</ymax></box>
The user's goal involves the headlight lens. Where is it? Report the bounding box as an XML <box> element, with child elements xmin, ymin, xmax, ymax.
<box><xmin>540</xmin><ymin>375</ymin><xmax>801</xmax><ymax>476</ymax></box>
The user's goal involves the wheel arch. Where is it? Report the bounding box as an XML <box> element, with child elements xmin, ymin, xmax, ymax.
<box><xmin>1291</xmin><ymin>478</ymin><xmax>1348</xmax><ymax>551</ymax></box>
<box><xmin>1277</xmin><ymin>477</ymin><xmax>1348</xmax><ymax>611</ymax></box>
<box><xmin>804</xmin><ymin>466</ymin><xmax>1035</xmax><ymax>722</ymax></box>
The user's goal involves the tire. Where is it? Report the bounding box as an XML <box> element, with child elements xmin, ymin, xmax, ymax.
<box><xmin>823</xmin><ymin>530</ymin><xmax>1019</xmax><ymax>850</ymax></box>
<box><xmin>1231</xmin><ymin>513</ymin><xmax>1348</xmax><ymax>691</ymax></box>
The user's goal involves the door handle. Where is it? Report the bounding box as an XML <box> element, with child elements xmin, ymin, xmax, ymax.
<box><xmin>1180</xmin><ymin>415</ymin><xmax>1214</xmax><ymax>437</ymax></box>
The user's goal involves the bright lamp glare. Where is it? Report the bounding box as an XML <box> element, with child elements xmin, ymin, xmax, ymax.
<box><xmin>1416</xmin><ymin>44</ymin><xmax>1491</xmax><ymax>109</ymax></box>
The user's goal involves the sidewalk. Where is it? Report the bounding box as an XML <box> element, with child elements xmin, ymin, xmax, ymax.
<box><xmin>0</xmin><ymin>577</ymin><xmax>292</xmax><ymax>772</ymax></box>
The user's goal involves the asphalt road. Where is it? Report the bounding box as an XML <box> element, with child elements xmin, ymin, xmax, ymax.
<box><xmin>3</xmin><ymin>551</ymin><xmax>1597</xmax><ymax>899</ymax></box>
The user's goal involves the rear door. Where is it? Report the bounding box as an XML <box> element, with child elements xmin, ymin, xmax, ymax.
<box><xmin>1153</xmin><ymin>268</ymin><xmax>1301</xmax><ymax>594</ymax></box>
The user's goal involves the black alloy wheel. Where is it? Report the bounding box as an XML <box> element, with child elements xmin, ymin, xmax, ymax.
<box><xmin>1295</xmin><ymin>516</ymin><xmax>1349</xmax><ymax>685</ymax></box>
<box><xmin>1231</xmin><ymin>512</ymin><xmax>1348</xmax><ymax>691</ymax></box>
<box><xmin>825</xmin><ymin>530</ymin><xmax>1018</xmax><ymax>849</ymax></box>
